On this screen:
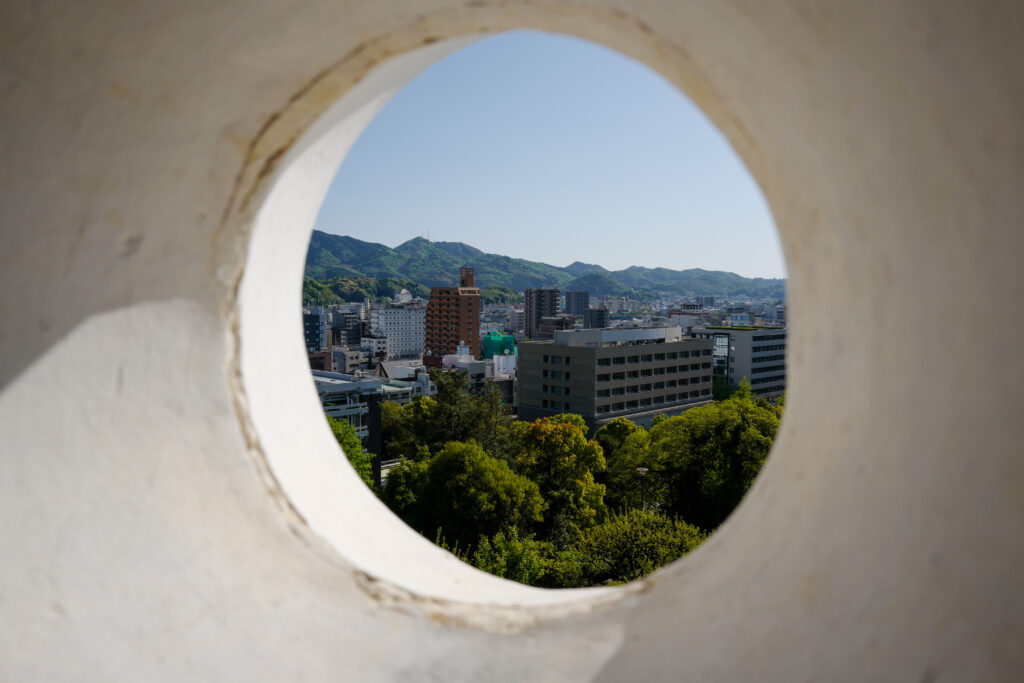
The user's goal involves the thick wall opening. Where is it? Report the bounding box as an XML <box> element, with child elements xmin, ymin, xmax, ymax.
<box><xmin>239</xmin><ymin>27</ymin><xmax>788</xmax><ymax>609</ymax></box>
<box><xmin>302</xmin><ymin>31</ymin><xmax>788</xmax><ymax>590</ymax></box>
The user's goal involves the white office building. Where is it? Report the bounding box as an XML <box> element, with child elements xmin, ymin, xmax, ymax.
<box><xmin>368</xmin><ymin>302</ymin><xmax>426</xmax><ymax>360</ymax></box>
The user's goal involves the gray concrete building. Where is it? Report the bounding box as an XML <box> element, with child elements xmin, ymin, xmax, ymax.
<box><xmin>524</xmin><ymin>288</ymin><xmax>559</xmax><ymax>338</ymax></box>
<box><xmin>518</xmin><ymin>327</ymin><xmax>714</xmax><ymax>432</ymax></box>
<box><xmin>692</xmin><ymin>326</ymin><xmax>787</xmax><ymax>399</ymax></box>
<box><xmin>583</xmin><ymin>308</ymin><xmax>608</xmax><ymax>329</ymax></box>
<box><xmin>564</xmin><ymin>290</ymin><xmax>590</xmax><ymax>317</ymax></box>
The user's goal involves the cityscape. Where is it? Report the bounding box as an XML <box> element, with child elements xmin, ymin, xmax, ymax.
<box><xmin>303</xmin><ymin>237</ymin><xmax>786</xmax><ymax>586</ymax></box>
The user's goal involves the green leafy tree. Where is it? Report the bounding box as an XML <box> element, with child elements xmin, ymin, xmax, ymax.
<box><xmin>471</xmin><ymin>528</ymin><xmax>549</xmax><ymax>585</ymax></box>
<box><xmin>381</xmin><ymin>398</ymin><xmax>438</xmax><ymax>462</ymax></box>
<box><xmin>513</xmin><ymin>417</ymin><xmax>608</xmax><ymax>538</ymax></box>
<box><xmin>649</xmin><ymin>386</ymin><xmax>779</xmax><ymax>530</ymax></box>
<box><xmin>379</xmin><ymin>458</ymin><xmax>430</xmax><ymax>530</ymax></box>
<box><xmin>594</xmin><ymin>417</ymin><xmax>643</xmax><ymax>462</ymax></box>
<box><xmin>327</xmin><ymin>416</ymin><xmax>373</xmax><ymax>488</ymax></box>
<box><xmin>712</xmin><ymin>375</ymin><xmax>736</xmax><ymax>401</ymax></box>
<box><xmin>604</xmin><ymin>428</ymin><xmax>663</xmax><ymax>511</ymax></box>
<box><xmin>390</xmin><ymin>441</ymin><xmax>546</xmax><ymax>552</ymax></box>
<box><xmin>576</xmin><ymin>508</ymin><xmax>705</xmax><ymax>585</ymax></box>
<box><xmin>430</xmin><ymin>371</ymin><xmax>514</xmax><ymax>457</ymax></box>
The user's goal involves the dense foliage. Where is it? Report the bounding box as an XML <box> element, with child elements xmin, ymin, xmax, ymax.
<box><xmin>303</xmin><ymin>276</ymin><xmax>430</xmax><ymax>305</ymax></box>
<box><xmin>479</xmin><ymin>285</ymin><xmax>523</xmax><ymax>305</ymax></box>
<box><xmin>368</xmin><ymin>373</ymin><xmax>781</xmax><ymax>587</ymax></box>
<box><xmin>327</xmin><ymin>416</ymin><xmax>374</xmax><ymax>488</ymax></box>
<box><xmin>305</xmin><ymin>229</ymin><xmax>787</xmax><ymax>298</ymax></box>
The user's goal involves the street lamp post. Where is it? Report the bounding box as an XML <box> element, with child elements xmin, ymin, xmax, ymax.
<box><xmin>636</xmin><ymin>466</ymin><xmax>649</xmax><ymax>510</ymax></box>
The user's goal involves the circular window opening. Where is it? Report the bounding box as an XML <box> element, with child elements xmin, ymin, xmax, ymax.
<box><xmin>239</xmin><ymin>29</ymin><xmax>786</xmax><ymax>608</ymax></box>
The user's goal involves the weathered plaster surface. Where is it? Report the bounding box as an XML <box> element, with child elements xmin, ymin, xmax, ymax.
<box><xmin>2</xmin><ymin>1</ymin><xmax>1022</xmax><ymax>680</ymax></box>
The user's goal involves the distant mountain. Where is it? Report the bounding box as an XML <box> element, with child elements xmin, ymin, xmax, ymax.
<box><xmin>564</xmin><ymin>272</ymin><xmax>629</xmax><ymax>297</ymax></box>
<box><xmin>564</xmin><ymin>261</ymin><xmax>610</xmax><ymax>277</ymax></box>
<box><xmin>305</xmin><ymin>230</ymin><xmax>785</xmax><ymax>299</ymax></box>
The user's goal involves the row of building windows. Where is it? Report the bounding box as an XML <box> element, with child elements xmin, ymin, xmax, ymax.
<box><xmin>753</xmin><ymin>344</ymin><xmax>786</xmax><ymax>352</ymax></box>
<box><xmin>751</xmin><ymin>364</ymin><xmax>786</xmax><ymax>374</ymax></box>
<box><xmin>542</xmin><ymin>370</ymin><xmax>571</xmax><ymax>380</ymax></box>
<box><xmin>596</xmin><ymin>364</ymin><xmax>710</xmax><ymax>381</ymax></box>
<box><xmin>752</xmin><ymin>354</ymin><xmax>785</xmax><ymax>363</ymax></box>
<box><xmin>752</xmin><ymin>333</ymin><xmax>786</xmax><ymax>341</ymax></box>
<box><xmin>750</xmin><ymin>375</ymin><xmax>786</xmax><ymax>385</ymax></box>
<box><xmin>541</xmin><ymin>399</ymin><xmax>570</xmax><ymax>410</ymax></box>
<box><xmin>595</xmin><ymin>376</ymin><xmax>711</xmax><ymax>397</ymax></box>
<box><xmin>593</xmin><ymin>389</ymin><xmax>711</xmax><ymax>414</ymax></box>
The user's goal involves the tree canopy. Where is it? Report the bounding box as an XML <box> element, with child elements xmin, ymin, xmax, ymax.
<box><xmin>327</xmin><ymin>416</ymin><xmax>373</xmax><ymax>488</ymax></box>
<box><xmin>369</xmin><ymin>370</ymin><xmax>781</xmax><ymax>587</ymax></box>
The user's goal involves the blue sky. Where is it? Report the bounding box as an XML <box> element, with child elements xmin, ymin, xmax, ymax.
<box><xmin>315</xmin><ymin>31</ymin><xmax>786</xmax><ymax>279</ymax></box>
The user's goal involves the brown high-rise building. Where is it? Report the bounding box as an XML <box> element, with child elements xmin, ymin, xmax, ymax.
<box><xmin>424</xmin><ymin>267</ymin><xmax>481</xmax><ymax>367</ymax></box>
<box><xmin>524</xmin><ymin>288</ymin><xmax>560</xmax><ymax>338</ymax></box>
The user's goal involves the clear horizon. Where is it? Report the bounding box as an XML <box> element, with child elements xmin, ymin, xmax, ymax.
<box><xmin>315</xmin><ymin>30</ymin><xmax>787</xmax><ymax>280</ymax></box>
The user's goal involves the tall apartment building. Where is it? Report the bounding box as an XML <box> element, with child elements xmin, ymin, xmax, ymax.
<box><xmin>524</xmin><ymin>288</ymin><xmax>559</xmax><ymax>338</ymax></box>
<box><xmin>424</xmin><ymin>267</ymin><xmax>481</xmax><ymax>367</ymax></box>
<box><xmin>583</xmin><ymin>308</ymin><xmax>609</xmax><ymax>329</ymax></box>
<box><xmin>692</xmin><ymin>326</ymin><xmax>787</xmax><ymax>399</ymax></box>
<box><xmin>303</xmin><ymin>307</ymin><xmax>328</xmax><ymax>351</ymax></box>
<box><xmin>369</xmin><ymin>302</ymin><xmax>426</xmax><ymax>360</ymax></box>
<box><xmin>564</xmin><ymin>290</ymin><xmax>590</xmax><ymax>317</ymax></box>
<box><xmin>330</xmin><ymin>310</ymin><xmax>363</xmax><ymax>347</ymax></box>
<box><xmin>518</xmin><ymin>327</ymin><xmax>714</xmax><ymax>432</ymax></box>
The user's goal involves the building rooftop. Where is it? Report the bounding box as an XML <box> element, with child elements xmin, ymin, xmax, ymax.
<box><xmin>541</xmin><ymin>326</ymin><xmax>688</xmax><ymax>348</ymax></box>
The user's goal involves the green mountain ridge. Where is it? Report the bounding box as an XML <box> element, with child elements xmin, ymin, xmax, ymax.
<box><xmin>305</xmin><ymin>229</ymin><xmax>786</xmax><ymax>300</ymax></box>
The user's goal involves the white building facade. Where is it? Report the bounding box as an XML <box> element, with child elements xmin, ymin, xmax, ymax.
<box><xmin>368</xmin><ymin>303</ymin><xmax>426</xmax><ymax>360</ymax></box>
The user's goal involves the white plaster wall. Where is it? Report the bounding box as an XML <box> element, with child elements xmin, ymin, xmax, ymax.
<box><xmin>2</xmin><ymin>1</ymin><xmax>1023</xmax><ymax>680</ymax></box>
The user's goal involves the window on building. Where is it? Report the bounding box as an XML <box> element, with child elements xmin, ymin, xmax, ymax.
<box><xmin>627</xmin><ymin>356</ymin><xmax>639</xmax><ymax>364</ymax></box>
<box><xmin>597</xmin><ymin>373</ymin><xmax>610</xmax><ymax>382</ymax></box>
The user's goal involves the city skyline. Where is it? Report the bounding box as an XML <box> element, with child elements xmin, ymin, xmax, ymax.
<box><xmin>315</xmin><ymin>30</ymin><xmax>787</xmax><ymax>279</ymax></box>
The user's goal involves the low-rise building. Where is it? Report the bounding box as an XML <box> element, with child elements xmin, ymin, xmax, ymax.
<box><xmin>518</xmin><ymin>327</ymin><xmax>714</xmax><ymax>432</ymax></box>
<box><xmin>692</xmin><ymin>325</ymin><xmax>787</xmax><ymax>399</ymax></box>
